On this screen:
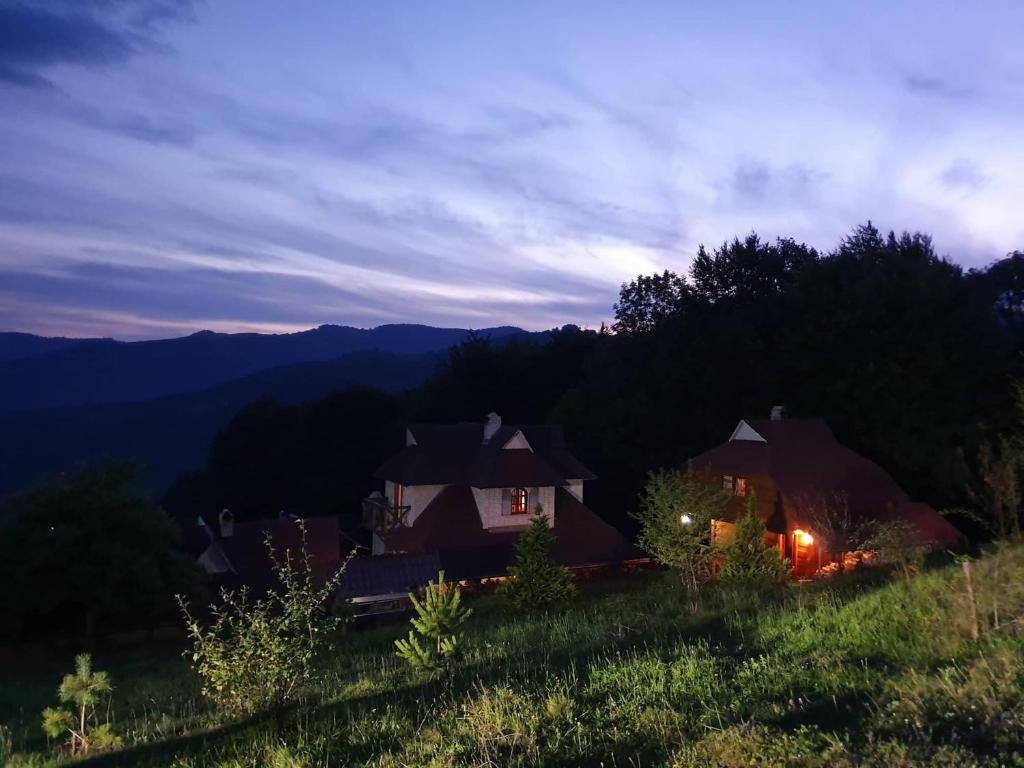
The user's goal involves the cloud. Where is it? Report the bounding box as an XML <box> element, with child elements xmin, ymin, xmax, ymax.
<box><xmin>938</xmin><ymin>158</ymin><xmax>989</xmax><ymax>191</ymax></box>
<box><xmin>718</xmin><ymin>161</ymin><xmax>828</xmax><ymax>210</ymax></box>
<box><xmin>903</xmin><ymin>74</ymin><xmax>975</xmax><ymax>101</ymax></box>
<box><xmin>0</xmin><ymin>1</ymin><xmax>193</xmax><ymax>88</ymax></box>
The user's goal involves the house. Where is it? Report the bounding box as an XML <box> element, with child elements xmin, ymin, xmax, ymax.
<box><xmin>189</xmin><ymin>510</ymin><xmax>346</xmax><ymax>592</ymax></box>
<box><xmin>363</xmin><ymin>413</ymin><xmax>639</xmax><ymax>582</ymax></box>
<box><xmin>690</xmin><ymin>407</ymin><xmax>961</xmax><ymax>576</ymax></box>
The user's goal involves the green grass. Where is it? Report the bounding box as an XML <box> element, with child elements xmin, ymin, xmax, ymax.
<box><xmin>4</xmin><ymin>551</ymin><xmax>1024</xmax><ymax>767</ymax></box>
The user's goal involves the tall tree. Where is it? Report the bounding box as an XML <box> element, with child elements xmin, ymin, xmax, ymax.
<box><xmin>612</xmin><ymin>270</ymin><xmax>690</xmax><ymax>335</ymax></box>
<box><xmin>0</xmin><ymin>462</ymin><xmax>200</xmax><ymax>639</ymax></box>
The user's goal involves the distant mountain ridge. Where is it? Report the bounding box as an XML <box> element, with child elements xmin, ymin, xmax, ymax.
<box><xmin>0</xmin><ymin>323</ymin><xmax>528</xmax><ymax>411</ymax></box>
<box><xmin>0</xmin><ymin>349</ymin><xmax>441</xmax><ymax>497</ymax></box>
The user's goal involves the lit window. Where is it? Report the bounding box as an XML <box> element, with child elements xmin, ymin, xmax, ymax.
<box><xmin>511</xmin><ymin>487</ymin><xmax>528</xmax><ymax>515</ymax></box>
<box><xmin>722</xmin><ymin>475</ymin><xmax>733</xmax><ymax>492</ymax></box>
<box><xmin>735</xmin><ymin>478</ymin><xmax>747</xmax><ymax>497</ymax></box>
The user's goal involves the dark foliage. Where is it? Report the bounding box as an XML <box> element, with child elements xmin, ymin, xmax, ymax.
<box><xmin>0</xmin><ymin>461</ymin><xmax>201</xmax><ymax>640</ymax></box>
<box><xmin>165</xmin><ymin>386</ymin><xmax>403</xmax><ymax>522</ymax></box>
<box><xmin>176</xmin><ymin>223</ymin><xmax>1020</xmax><ymax>539</ymax></box>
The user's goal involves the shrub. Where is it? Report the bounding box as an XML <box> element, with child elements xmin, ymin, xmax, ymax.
<box><xmin>40</xmin><ymin>653</ymin><xmax>121</xmax><ymax>756</ymax></box>
<box><xmin>718</xmin><ymin>491</ymin><xmax>790</xmax><ymax>587</ymax></box>
<box><xmin>178</xmin><ymin>520</ymin><xmax>349</xmax><ymax>717</ymax></box>
<box><xmin>633</xmin><ymin>468</ymin><xmax>727</xmax><ymax>613</ymax></box>
<box><xmin>395</xmin><ymin>571</ymin><xmax>472</xmax><ymax>675</ymax></box>
<box><xmin>862</xmin><ymin>520</ymin><xmax>928</xmax><ymax>579</ymax></box>
<box><xmin>497</xmin><ymin>506</ymin><xmax>576</xmax><ymax>609</ymax></box>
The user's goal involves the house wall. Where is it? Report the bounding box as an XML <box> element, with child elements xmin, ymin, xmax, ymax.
<box><xmin>709</xmin><ymin>472</ymin><xmax>783</xmax><ymax>531</ymax></box>
<box><xmin>385</xmin><ymin>481</ymin><xmax>445</xmax><ymax>525</ymax></box>
<box><xmin>472</xmin><ymin>486</ymin><xmax>556</xmax><ymax>528</ymax></box>
<box><xmin>566</xmin><ymin>480</ymin><xmax>584</xmax><ymax>502</ymax></box>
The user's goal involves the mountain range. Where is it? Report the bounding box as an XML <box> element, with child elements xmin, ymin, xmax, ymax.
<box><xmin>0</xmin><ymin>324</ymin><xmax>533</xmax><ymax>497</ymax></box>
<box><xmin>0</xmin><ymin>324</ymin><xmax>526</xmax><ymax>411</ymax></box>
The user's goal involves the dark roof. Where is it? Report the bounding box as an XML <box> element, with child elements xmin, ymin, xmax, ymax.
<box><xmin>549</xmin><ymin>487</ymin><xmax>644</xmax><ymax>565</ymax></box>
<box><xmin>382</xmin><ymin>485</ymin><xmax>495</xmax><ymax>552</ymax></box>
<box><xmin>338</xmin><ymin>552</ymin><xmax>443</xmax><ymax>597</ymax></box>
<box><xmin>691</xmin><ymin>418</ymin><xmax>960</xmax><ymax>544</ymax></box>
<box><xmin>373</xmin><ymin>421</ymin><xmax>595</xmax><ymax>487</ymax></box>
<box><xmin>381</xmin><ymin>485</ymin><xmax>639</xmax><ymax>571</ymax></box>
<box><xmin>880</xmin><ymin>501</ymin><xmax>962</xmax><ymax>548</ymax></box>
<box><xmin>212</xmin><ymin>515</ymin><xmax>343</xmax><ymax>592</ymax></box>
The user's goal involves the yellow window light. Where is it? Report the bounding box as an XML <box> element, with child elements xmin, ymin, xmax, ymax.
<box><xmin>794</xmin><ymin>529</ymin><xmax>814</xmax><ymax>546</ymax></box>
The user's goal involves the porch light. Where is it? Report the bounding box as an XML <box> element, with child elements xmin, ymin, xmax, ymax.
<box><xmin>680</xmin><ymin>514</ymin><xmax>693</xmax><ymax>526</ymax></box>
<box><xmin>794</xmin><ymin>529</ymin><xmax>814</xmax><ymax>546</ymax></box>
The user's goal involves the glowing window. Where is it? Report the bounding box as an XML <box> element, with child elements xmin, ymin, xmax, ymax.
<box><xmin>722</xmin><ymin>475</ymin><xmax>733</xmax><ymax>491</ymax></box>
<box><xmin>735</xmin><ymin>478</ymin><xmax>747</xmax><ymax>497</ymax></box>
<box><xmin>511</xmin><ymin>487</ymin><xmax>528</xmax><ymax>515</ymax></box>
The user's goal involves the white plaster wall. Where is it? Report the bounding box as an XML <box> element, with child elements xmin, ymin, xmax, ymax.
<box><xmin>385</xmin><ymin>481</ymin><xmax>445</xmax><ymax>525</ymax></box>
<box><xmin>566</xmin><ymin>480</ymin><xmax>584</xmax><ymax>502</ymax></box>
<box><xmin>473</xmin><ymin>486</ymin><xmax>556</xmax><ymax>528</ymax></box>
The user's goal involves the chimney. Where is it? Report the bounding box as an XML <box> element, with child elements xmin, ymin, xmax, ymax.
<box><xmin>219</xmin><ymin>508</ymin><xmax>234</xmax><ymax>538</ymax></box>
<box><xmin>482</xmin><ymin>412</ymin><xmax>502</xmax><ymax>443</ymax></box>
<box><xmin>770</xmin><ymin>405</ymin><xmax>786</xmax><ymax>421</ymax></box>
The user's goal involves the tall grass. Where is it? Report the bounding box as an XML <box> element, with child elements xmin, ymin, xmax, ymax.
<box><xmin>4</xmin><ymin>548</ymin><xmax>1024</xmax><ymax>767</ymax></box>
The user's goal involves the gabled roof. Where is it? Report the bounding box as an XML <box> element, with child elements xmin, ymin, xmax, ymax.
<box><xmin>691</xmin><ymin>417</ymin><xmax>960</xmax><ymax>543</ymax></box>
<box><xmin>374</xmin><ymin>421</ymin><xmax>595</xmax><ymax>487</ymax></box>
<box><xmin>199</xmin><ymin>515</ymin><xmax>344</xmax><ymax>592</ymax></box>
<box><xmin>380</xmin><ymin>485</ymin><xmax>639</xmax><ymax>568</ymax></box>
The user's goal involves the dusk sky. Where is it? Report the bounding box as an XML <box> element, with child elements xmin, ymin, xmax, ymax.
<box><xmin>1</xmin><ymin>1</ymin><xmax>1022</xmax><ymax>339</ymax></box>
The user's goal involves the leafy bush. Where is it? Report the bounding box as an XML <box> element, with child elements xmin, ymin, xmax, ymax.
<box><xmin>633</xmin><ymin>468</ymin><xmax>728</xmax><ymax>612</ymax></box>
<box><xmin>178</xmin><ymin>520</ymin><xmax>349</xmax><ymax>717</ymax></box>
<box><xmin>40</xmin><ymin>653</ymin><xmax>121</xmax><ymax>756</ymax></box>
<box><xmin>395</xmin><ymin>571</ymin><xmax>472</xmax><ymax>675</ymax></box>
<box><xmin>862</xmin><ymin>519</ymin><xmax>928</xmax><ymax>579</ymax></box>
<box><xmin>497</xmin><ymin>507</ymin><xmax>576</xmax><ymax>609</ymax></box>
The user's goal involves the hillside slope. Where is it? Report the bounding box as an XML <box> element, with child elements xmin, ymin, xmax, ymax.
<box><xmin>2</xmin><ymin>548</ymin><xmax>1022</xmax><ymax>766</ymax></box>
<box><xmin>0</xmin><ymin>350</ymin><xmax>439</xmax><ymax>496</ymax></box>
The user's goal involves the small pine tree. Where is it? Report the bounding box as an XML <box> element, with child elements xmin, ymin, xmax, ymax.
<box><xmin>718</xmin><ymin>492</ymin><xmax>790</xmax><ymax>587</ymax></box>
<box><xmin>497</xmin><ymin>506</ymin><xmax>575</xmax><ymax>609</ymax></box>
<box><xmin>41</xmin><ymin>653</ymin><xmax>121</xmax><ymax>755</ymax></box>
<box><xmin>395</xmin><ymin>571</ymin><xmax>472</xmax><ymax>675</ymax></box>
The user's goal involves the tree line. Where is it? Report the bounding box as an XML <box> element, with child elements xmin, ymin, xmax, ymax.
<box><xmin>2</xmin><ymin>221</ymin><xmax>1022</xmax><ymax>640</ymax></box>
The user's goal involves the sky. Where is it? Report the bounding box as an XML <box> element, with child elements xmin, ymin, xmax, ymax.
<box><xmin>1</xmin><ymin>1</ymin><xmax>1023</xmax><ymax>340</ymax></box>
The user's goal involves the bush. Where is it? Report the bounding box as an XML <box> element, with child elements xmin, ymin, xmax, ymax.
<box><xmin>497</xmin><ymin>506</ymin><xmax>575</xmax><ymax>609</ymax></box>
<box><xmin>178</xmin><ymin>520</ymin><xmax>349</xmax><ymax>717</ymax></box>
<box><xmin>633</xmin><ymin>468</ymin><xmax>728</xmax><ymax>613</ymax></box>
<box><xmin>718</xmin><ymin>492</ymin><xmax>790</xmax><ymax>587</ymax></box>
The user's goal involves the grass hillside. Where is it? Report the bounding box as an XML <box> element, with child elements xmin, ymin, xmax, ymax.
<box><xmin>3</xmin><ymin>547</ymin><xmax>1024</xmax><ymax>767</ymax></box>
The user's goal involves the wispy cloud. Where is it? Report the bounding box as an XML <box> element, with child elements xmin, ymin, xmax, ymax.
<box><xmin>0</xmin><ymin>1</ymin><xmax>1022</xmax><ymax>338</ymax></box>
<box><xmin>0</xmin><ymin>1</ymin><xmax>194</xmax><ymax>89</ymax></box>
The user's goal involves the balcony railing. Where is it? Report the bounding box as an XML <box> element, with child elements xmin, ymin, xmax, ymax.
<box><xmin>361</xmin><ymin>494</ymin><xmax>411</xmax><ymax>534</ymax></box>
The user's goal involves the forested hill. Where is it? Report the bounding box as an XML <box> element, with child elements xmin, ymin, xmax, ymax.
<box><xmin>0</xmin><ymin>350</ymin><xmax>440</xmax><ymax>500</ymax></box>
<box><xmin>0</xmin><ymin>323</ymin><xmax>528</xmax><ymax>411</ymax></box>
<box><xmin>166</xmin><ymin>225</ymin><xmax>1024</xmax><ymax>536</ymax></box>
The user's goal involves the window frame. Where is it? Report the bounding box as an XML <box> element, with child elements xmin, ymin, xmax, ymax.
<box><xmin>510</xmin><ymin>487</ymin><xmax>529</xmax><ymax>515</ymax></box>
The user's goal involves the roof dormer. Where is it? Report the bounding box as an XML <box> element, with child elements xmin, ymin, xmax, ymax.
<box><xmin>729</xmin><ymin>420</ymin><xmax>767</xmax><ymax>442</ymax></box>
<box><xmin>501</xmin><ymin>429</ymin><xmax>533</xmax><ymax>451</ymax></box>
